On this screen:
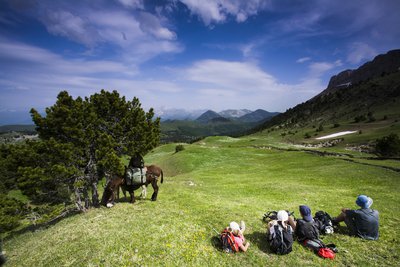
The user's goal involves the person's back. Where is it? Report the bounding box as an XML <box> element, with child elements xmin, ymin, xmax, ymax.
<box><xmin>345</xmin><ymin>208</ymin><xmax>379</xmax><ymax>240</ymax></box>
<box><xmin>129</xmin><ymin>153</ymin><xmax>144</xmax><ymax>168</ymax></box>
<box><xmin>295</xmin><ymin>218</ymin><xmax>319</xmax><ymax>242</ymax></box>
<box><xmin>333</xmin><ymin>194</ymin><xmax>379</xmax><ymax>240</ymax></box>
<box><xmin>295</xmin><ymin>205</ymin><xmax>320</xmax><ymax>242</ymax></box>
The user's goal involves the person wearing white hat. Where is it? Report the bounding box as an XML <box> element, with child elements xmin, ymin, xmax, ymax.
<box><xmin>267</xmin><ymin>210</ymin><xmax>295</xmax><ymax>254</ymax></box>
<box><xmin>228</xmin><ymin>220</ymin><xmax>250</xmax><ymax>252</ymax></box>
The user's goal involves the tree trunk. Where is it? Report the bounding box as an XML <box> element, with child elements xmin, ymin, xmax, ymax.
<box><xmin>74</xmin><ymin>177</ymin><xmax>87</xmax><ymax>212</ymax></box>
<box><xmin>91</xmin><ymin>181</ymin><xmax>99</xmax><ymax>207</ymax></box>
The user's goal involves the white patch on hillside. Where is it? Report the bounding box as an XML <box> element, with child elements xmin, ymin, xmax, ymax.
<box><xmin>316</xmin><ymin>131</ymin><xmax>358</xmax><ymax>140</ymax></box>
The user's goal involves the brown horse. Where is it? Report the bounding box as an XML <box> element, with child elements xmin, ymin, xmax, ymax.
<box><xmin>101</xmin><ymin>165</ymin><xmax>164</xmax><ymax>205</ymax></box>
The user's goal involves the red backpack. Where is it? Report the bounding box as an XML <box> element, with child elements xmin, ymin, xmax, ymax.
<box><xmin>220</xmin><ymin>228</ymin><xmax>239</xmax><ymax>253</ymax></box>
<box><xmin>318</xmin><ymin>247</ymin><xmax>335</xmax><ymax>259</ymax></box>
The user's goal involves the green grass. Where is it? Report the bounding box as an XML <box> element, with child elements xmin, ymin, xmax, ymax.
<box><xmin>3</xmin><ymin>136</ymin><xmax>400</xmax><ymax>266</ymax></box>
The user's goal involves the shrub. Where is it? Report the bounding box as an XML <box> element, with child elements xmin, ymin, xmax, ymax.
<box><xmin>354</xmin><ymin>115</ymin><xmax>367</xmax><ymax>123</ymax></box>
<box><xmin>175</xmin><ymin>145</ymin><xmax>185</xmax><ymax>153</ymax></box>
<box><xmin>375</xmin><ymin>133</ymin><xmax>400</xmax><ymax>157</ymax></box>
<box><xmin>304</xmin><ymin>133</ymin><xmax>311</xmax><ymax>139</ymax></box>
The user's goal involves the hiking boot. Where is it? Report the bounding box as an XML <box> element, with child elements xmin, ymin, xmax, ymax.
<box><xmin>240</xmin><ymin>221</ymin><xmax>246</xmax><ymax>232</ymax></box>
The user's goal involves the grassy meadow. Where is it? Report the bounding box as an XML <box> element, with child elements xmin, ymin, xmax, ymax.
<box><xmin>3</xmin><ymin>134</ymin><xmax>400</xmax><ymax>266</ymax></box>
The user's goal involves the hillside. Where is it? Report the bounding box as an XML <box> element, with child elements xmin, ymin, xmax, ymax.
<box><xmin>3</xmin><ymin>136</ymin><xmax>400</xmax><ymax>266</ymax></box>
<box><xmin>160</xmin><ymin>119</ymin><xmax>259</xmax><ymax>143</ymax></box>
<box><xmin>239</xmin><ymin>109</ymin><xmax>279</xmax><ymax>123</ymax></box>
<box><xmin>253</xmin><ymin>51</ymin><xmax>400</xmax><ymax>146</ymax></box>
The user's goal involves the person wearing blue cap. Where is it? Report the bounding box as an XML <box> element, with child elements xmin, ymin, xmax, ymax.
<box><xmin>293</xmin><ymin>205</ymin><xmax>320</xmax><ymax>242</ymax></box>
<box><xmin>332</xmin><ymin>195</ymin><xmax>379</xmax><ymax>240</ymax></box>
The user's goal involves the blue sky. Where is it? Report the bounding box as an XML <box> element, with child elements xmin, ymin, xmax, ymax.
<box><xmin>0</xmin><ymin>0</ymin><xmax>399</xmax><ymax>124</ymax></box>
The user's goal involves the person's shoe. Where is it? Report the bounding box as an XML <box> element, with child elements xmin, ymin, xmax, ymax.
<box><xmin>240</xmin><ymin>221</ymin><xmax>246</xmax><ymax>232</ymax></box>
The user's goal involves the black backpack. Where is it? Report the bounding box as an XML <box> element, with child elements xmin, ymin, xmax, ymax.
<box><xmin>269</xmin><ymin>224</ymin><xmax>293</xmax><ymax>255</ymax></box>
<box><xmin>314</xmin><ymin>211</ymin><xmax>334</xmax><ymax>235</ymax></box>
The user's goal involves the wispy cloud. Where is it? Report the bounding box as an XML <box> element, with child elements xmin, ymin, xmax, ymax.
<box><xmin>178</xmin><ymin>0</ymin><xmax>271</xmax><ymax>25</ymax></box>
<box><xmin>347</xmin><ymin>42</ymin><xmax>377</xmax><ymax>64</ymax></box>
<box><xmin>297</xmin><ymin>57</ymin><xmax>311</xmax><ymax>63</ymax></box>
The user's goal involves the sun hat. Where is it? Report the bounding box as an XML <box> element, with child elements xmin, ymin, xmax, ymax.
<box><xmin>277</xmin><ymin>210</ymin><xmax>289</xmax><ymax>222</ymax></box>
<box><xmin>356</xmin><ymin>195</ymin><xmax>373</xmax><ymax>208</ymax></box>
<box><xmin>299</xmin><ymin>205</ymin><xmax>313</xmax><ymax>222</ymax></box>
<box><xmin>229</xmin><ymin>221</ymin><xmax>240</xmax><ymax>232</ymax></box>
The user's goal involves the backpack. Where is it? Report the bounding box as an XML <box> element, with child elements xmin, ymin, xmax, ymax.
<box><xmin>314</xmin><ymin>211</ymin><xmax>334</xmax><ymax>235</ymax></box>
<box><xmin>303</xmin><ymin>239</ymin><xmax>336</xmax><ymax>259</ymax></box>
<box><xmin>318</xmin><ymin>247</ymin><xmax>335</xmax><ymax>259</ymax></box>
<box><xmin>125</xmin><ymin>167</ymin><xmax>146</xmax><ymax>185</ymax></box>
<box><xmin>220</xmin><ymin>228</ymin><xmax>239</xmax><ymax>253</ymax></box>
<box><xmin>269</xmin><ymin>224</ymin><xmax>293</xmax><ymax>255</ymax></box>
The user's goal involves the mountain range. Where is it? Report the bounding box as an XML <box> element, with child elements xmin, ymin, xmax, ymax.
<box><xmin>195</xmin><ymin>109</ymin><xmax>279</xmax><ymax>123</ymax></box>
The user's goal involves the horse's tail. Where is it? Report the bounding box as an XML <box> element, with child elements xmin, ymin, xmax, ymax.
<box><xmin>160</xmin><ymin>170</ymin><xmax>164</xmax><ymax>184</ymax></box>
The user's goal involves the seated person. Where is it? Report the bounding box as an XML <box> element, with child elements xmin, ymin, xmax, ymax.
<box><xmin>332</xmin><ymin>195</ymin><xmax>379</xmax><ymax>240</ymax></box>
<box><xmin>293</xmin><ymin>205</ymin><xmax>320</xmax><ymax>242</ymax></box>
<box><xmin>229</xmin><ymin>221</ymin><xmax>250</xmax><ymax>252</ymax></box>
<box><xmin>267</xmin><ymin>210</ymin><xmax>295</xmax><ymax>254</ymax></box>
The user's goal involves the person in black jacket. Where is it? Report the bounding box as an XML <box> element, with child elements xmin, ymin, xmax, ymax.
<box><xmin>129</xmin><ymin>153</ymin><xmax>144</xmax><ymax>168</ymax></box>
<box><xmin>293</xmin><ymin>205</ymin><xmax>320</xmax><ymax>242</ymax></box>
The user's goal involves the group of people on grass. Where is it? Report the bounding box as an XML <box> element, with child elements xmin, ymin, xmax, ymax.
<box><xmin>225</xmin><ymin>194</ymin><xmax>379</xmax><ymax>257</ymax></box>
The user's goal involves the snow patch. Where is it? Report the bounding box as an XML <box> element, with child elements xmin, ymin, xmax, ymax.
<box><xmin>316</xmin><ymin>131</ymin><xmax>358</xmax><ymax>140</ymax></box>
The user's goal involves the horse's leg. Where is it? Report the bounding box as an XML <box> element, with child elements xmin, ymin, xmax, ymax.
<box><xmin>129</xmin><ymin>190</ymin><xmax>135</xmax><ymax>204</ymax></box>
<box><xmin>140</xmin><ymin>185</ymin><xmax>147</xmax><ymax>199</ymax></box>
<box><xmin>150</xmin><ymin>180</ymin><xmax>159</xmax><ymax>201</ymax></box>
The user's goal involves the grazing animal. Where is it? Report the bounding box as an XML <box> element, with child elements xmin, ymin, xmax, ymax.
<box><xmin>101</xmin><ymin>165</ymin><xmax>164</xmax><ymax>205</ymax></box>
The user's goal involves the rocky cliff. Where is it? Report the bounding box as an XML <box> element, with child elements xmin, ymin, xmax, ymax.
<box><xmin>327</xmin><ymin>49</ymin><xmax>400</xmax><ymax>90</ymax></box>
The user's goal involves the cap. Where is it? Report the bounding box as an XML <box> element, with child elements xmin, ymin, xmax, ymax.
<box><xmin>299</xmin><ymin>205</ymin><xmax>313</xmax><ymax>222</ymax></box>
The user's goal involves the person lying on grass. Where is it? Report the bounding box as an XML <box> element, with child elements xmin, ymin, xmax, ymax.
<box><xmin>229</xmin><ymin>221</ymin><xmax>250</xmax><ymax>252</ymax></box>
<box><xmin>332</xmin><ymin>195</ymin><xmax>379</xmax><ymax>240</ymax></box>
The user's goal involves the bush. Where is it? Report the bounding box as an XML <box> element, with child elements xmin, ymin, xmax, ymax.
<box><xmin>375</xmin><ymin>133</ymin><xmax>400</xmax><ymax>157</ymax></box>
<box><xmin>354</xmin><ymin>115</ymin><xmax>367</xmax><ymax>123</ymax></box>
<box><xmin>175</xmin><ymin>145</ymin><xmax>185</xmax><ymax>153</ymax></box>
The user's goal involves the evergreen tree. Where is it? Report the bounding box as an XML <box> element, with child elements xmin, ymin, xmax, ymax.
<box><xmin>30</xmin><ymin>90</ymin><xmax>160</xmax><ymax>210</ymax></box>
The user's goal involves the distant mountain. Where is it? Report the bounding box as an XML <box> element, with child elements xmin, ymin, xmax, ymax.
<box><xmin>195</xmin><ymin>110</ymin><xmax>223</xmax><ymax>123</ymax></box>
<box><xmin>219</xmin><ymin>109</ymin><xmax>252</xmax><ymax>118</ymax></box>
<box><xmin>0</xmin><ymin>124</ymin><xmax>36</xmax><ymax>133</ymax></box>
<box><xmin>238</xmin><ymin>109</ymin><xmax>279</xmax><ymax>123</ymax></box>
<box><xmin>155</xmin><ymin>108</ymin><xmax>207</xmax><ymax>121</ymax></box>
<box><xmin>0</xmin><ymin>110</ymin><xmax>33</xmax><ymax>126</ymax></box>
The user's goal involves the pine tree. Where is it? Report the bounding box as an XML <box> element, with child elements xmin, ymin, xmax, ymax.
<box><xmin>29</xmin><ymin>90</ymin><xmax>160</xmax><ymax>210</ymax></box>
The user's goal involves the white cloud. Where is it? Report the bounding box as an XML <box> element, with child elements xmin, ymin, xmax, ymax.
<box><xmin>116</xmin><ymin>0</ymin><xmax>144</xmax><ymax>9</ymax></box>
<box><xmin>308</xmin><ymin>60</ymin><xmax>342</xmax><ymax>77</ymax></box>
<box><xmin>137</xmin><ymin>12</ymin><xmax>177</xmax><ymax>40</ymax></box>
<box><xmin>296</xmin><ymin>57</ymin><xmax>311</xmax><ymax>63</ymax></box>
<box><xmin>179</xmin><ymin>0</ymin><xmax>270</xmax><ymax>25</ymax></box>
<box><xmin>347</xmin><ymin>42</ymin><xmax>377</xmax><ymax>64</ymax></box>
<box><xmin>185</xmin><ymin>59</ymin><xmax>279</xmax><ymax>92</ymax></box>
